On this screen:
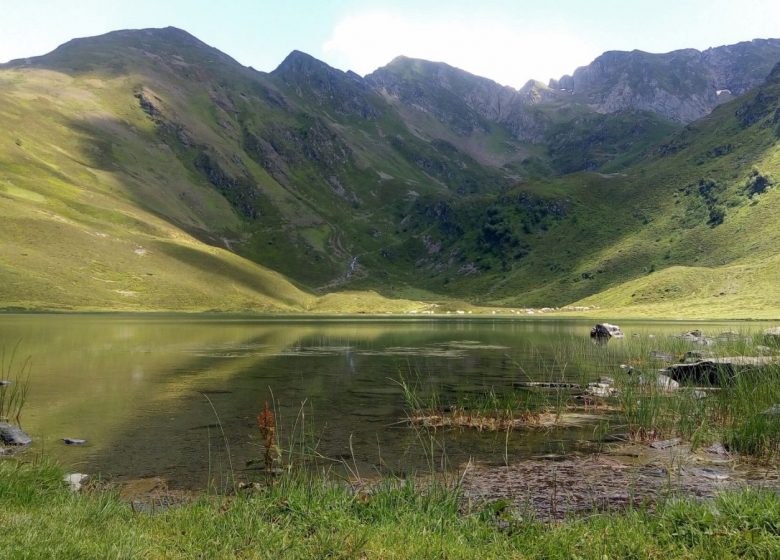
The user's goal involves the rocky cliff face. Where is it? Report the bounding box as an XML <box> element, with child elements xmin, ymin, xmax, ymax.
<box><xmin>271</xmin><ymin>50</ymin><xmax>382</xmax><ymax>119</ymax></box>
<box><xmin>367</xmin><ymin>56</ymin><xmax>515</xmax><ymax>135</ymax></box>
<box><xmin>366</xmin><ymin>57</ymin><xmax>564</xmax><ymax>143</ymax></box>
<box><xmin>702</xmin><ymin>40</ymin><xmax>780</xmax><ymax>96</ymax></box>
<box><xmin>551</xmin><ymin>39</ymin><xmax>780</xmax><ymax>123</ymax></box>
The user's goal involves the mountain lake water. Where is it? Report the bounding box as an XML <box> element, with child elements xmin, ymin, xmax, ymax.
<box><xmin>0</xmin><ymin>314</ymin><xmax>773</xmax><ymax>489</ymax></box>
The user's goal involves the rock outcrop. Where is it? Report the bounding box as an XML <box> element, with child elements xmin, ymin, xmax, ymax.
<box><xmin>551</xmin><ymin>39</ymin><xmax>780</xmax><ymax>123</ymax></box>
<box><xmin>366</xmin><ymin>56</ymin><xmax>559</xmax><ymax>142</ymax></box>
<box><xmin>272</xmin><ymin>50</ymin><xmax>382</xmax><ymax>119</ymax></box>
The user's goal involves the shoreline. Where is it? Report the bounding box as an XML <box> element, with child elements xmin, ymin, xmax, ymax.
<box><xmin>6</xmin><ymin>436</ymin><xmax>777</xmax><ymax>519</ymax></box>
<box><xmin>1</xmin><ymin>309</ymin><xmax>779</xmax><ymax>323</ymax></box>
<box><xmin>2</xmin><ymin>455</ymin><xmax>779</xmax><ymax>558</ymax></box>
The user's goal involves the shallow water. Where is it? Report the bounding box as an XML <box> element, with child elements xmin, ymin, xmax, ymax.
<box><xmin>0</xmin><ymin>314</ymin><xmax>771</xmax><ymax>488</ymax></box>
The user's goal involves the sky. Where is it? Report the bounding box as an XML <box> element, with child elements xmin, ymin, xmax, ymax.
<box><xmin>2</xmin><ymin>0</ymin><xmax>780</xmax><ymax>88</ymax></box>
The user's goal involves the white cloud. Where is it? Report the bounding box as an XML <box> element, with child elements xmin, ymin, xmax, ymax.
<box><xmin>321</xmin><ymin>11</ymin><xmax>600</xmax><ymax>88</ymax></box>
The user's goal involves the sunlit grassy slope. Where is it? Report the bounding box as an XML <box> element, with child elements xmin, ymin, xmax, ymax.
<box><xmin>0</xmin><ymin>28</ymin><xmax>521</xmax><ymax>311</ymax></box>
<box><xmin>574</xmin><ymin>258</ymin><xmax>780</xmax><ymax>319</ymax></box>
<box><xmin>0</xmin><ymin>30</ymin><xmax>441</xmax><ymax>312</ymax></box>
<box><xmin>0</xmin><ymin>65</ymin><xmax>309</xmax><ymax>311</ymax></box>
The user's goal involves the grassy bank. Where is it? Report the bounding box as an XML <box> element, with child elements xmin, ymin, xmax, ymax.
<box><xmin>0</xmin><ymin>459</ymin><xmax>778</xmax><ymax>559</ymax></box>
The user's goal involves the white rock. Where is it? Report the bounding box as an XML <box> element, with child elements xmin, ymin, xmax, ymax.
<box><xmin>762</xmin><ymin>404</ymin><xmax>780</xmax><ymax>416</ymax></box>
<box><xmin>63</xmin><ymin>473</ymin><xmax>89</xmax><ymax>492</ymax></box>
<box><xmin>586</xmin><ymin>385</ymin><xmax>619</xmax><ymax>397</ymax></box>
<box><xmin>657</xmin><ymin>374</ymin><xmax>679</xmax><ymax>391</ymax></box>
<box><xmin>639</xmin><ymin>374</ymin><xmax>679</xmax><ymax>392</ymax></box>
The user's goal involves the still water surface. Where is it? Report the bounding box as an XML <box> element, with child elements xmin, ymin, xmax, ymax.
<box><xmin>0</xmin><ymin>315</ymin><xmax>767</xmax><ymax>488</ymax></box>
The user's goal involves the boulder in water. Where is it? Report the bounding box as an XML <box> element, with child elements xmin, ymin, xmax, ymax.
<box><xmin>638</xmin><ymin>373</ymin><xmax>679</xmax><ymax>392</ymax></box>
<box><xmin>763</xmin><ymin>326</ymin><xmax>780</xmax><ymax>342</ymax></box>
<box><xmin>0</xmin><ymin>422</ymin><xmax>32</xmax><ymax>446</ymax></box>
<box><xmin>650</xmin><ymin>437</ymin><xmax>681</xmax><ymax>449</ymax></box>
<box><xmin>650</xmin><ymin>351</ymin><xmax>674</xmax><ymax>362</ymax></box>
<box><xmin>590</xmin><ymin>323</ymin><xmax>624</xmax><ymax>338</ymax></box>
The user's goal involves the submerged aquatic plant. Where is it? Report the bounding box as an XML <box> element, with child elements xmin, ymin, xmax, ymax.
<box><xmin>397</xmin><ymin>371</ymin><xmax>592</xmax><ymax>433</ymax></box>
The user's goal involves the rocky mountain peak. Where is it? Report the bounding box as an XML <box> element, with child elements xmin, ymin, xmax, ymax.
<box><xmin>8</xmin><ymin>26</ymin><xmax>243</xmax><ymax>72</ymax></box>
<box><xmin>550</xmin><ymin>39</ymin><xmax>780</xmax><ymax>123</ymax></box>
<box><xmin>384</xmin><ymin>55</ymin><xmax>414</xmax><ymax>67</ymax></box>
<box><xmin>518</xmin><ymin>80</ymin><xmax>561</xmax><ymax>104</ymax></box>
<box><xmin>273</xmin><ymin>50</ymin><xmax>338</xmax><ymax>77</ymax></box>
<box><xmin>271</xmin><ymin>50</ymin><xmax>379</xmax><ymax>119</ymax></box>
<box><xmin>369</xmin><ymin>55</ymin><xmax>508</xmax><ymax>91</ymax></box>
<box><xmin>366</xmin><ymin>56</ymin><xmax>523</xmax><ymax>135</ymax></box>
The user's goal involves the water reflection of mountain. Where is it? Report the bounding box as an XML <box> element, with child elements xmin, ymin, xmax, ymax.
<box><xmin>2</xmin><ymin>316</ymin><xmax>762</xmax><ymax>487</ymax></box>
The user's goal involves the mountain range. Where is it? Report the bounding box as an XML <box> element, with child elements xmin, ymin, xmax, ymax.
<box><xmin>2</xmin><ymin>27</ymin><xmax>780</xmax><ymax>317</ymax></box>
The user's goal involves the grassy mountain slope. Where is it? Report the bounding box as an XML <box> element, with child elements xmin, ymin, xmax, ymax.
<box><xmin>504</xmin><ymin>64</ymin><xmax>780</xmax><ymax>315</ymax></box>
<box><xmin>362</xmin><ymin>62</ymin><xmax>780</xmax><ymax>317</ymax></box>
<box><xmin>4</xmin><ymin>28</ymin><xmax>529</xmax><ymax>299</ymax></box>
<box><xmin>2</xmin><ymin>27</ymin><xmax>780</xmax><ymax>317</ymax></box>
<box><xmin>0</xmin><ymin>28</ymin><xmax>522</xmax><ymax>311</ymax></box>
<box><xmin>0</xmin><ymin>63</ymin><xmax>312</xmax><ymax>311</ymax></box>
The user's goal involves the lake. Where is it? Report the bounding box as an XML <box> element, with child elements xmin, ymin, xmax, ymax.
<box><xmin>0</xmin><ymin>314</ymin><xmax>769</xmax><ymax>488</ymax></box>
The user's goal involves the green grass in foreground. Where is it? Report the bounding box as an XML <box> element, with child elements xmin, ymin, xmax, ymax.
<box><xmin>1</xmin><ymin>460</ymin><xmax>779</xmax><ymax>559</ymax></box>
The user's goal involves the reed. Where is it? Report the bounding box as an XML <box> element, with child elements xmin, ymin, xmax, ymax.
<box><xmin>604</xmin><ymin>331</ymin><xmax>780</xmax><ymax>456</ymax></box>
<box><xmin>397</xmin><ymin>374</ymin><xmax>540</xmax><ymax>432</ymax></box>
<box><xmin>718</xmin><ymin>366</ymin><xmax>780</xmax><ymax>458</ymax></box>
<box><xmin>0</xmin><ymin>343</ymin><xmax>32</xmax><ymax>425</ymax></box>
<box><xmin>396</xmin><ymin>328</ymin><xmax>780</xmax><ymax>457</ymax></box>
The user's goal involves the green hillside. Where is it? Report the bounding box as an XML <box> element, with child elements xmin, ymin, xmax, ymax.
<box><xmin>500</xmin><ymin>64</ymin><xmax>780</xmax><ymax>315</ymax></box>
<box><xmin>0</xmin><ymin>67</ymin><xmax>308</xmax><ymax>311</ymax></box>
<box><xmin>2</xmin><ymin>27</ymin><xmax>780</xmax><ymax>317</ymax></box>
<box><xmin>345</xmin><ymin>59</ymin><xmax>780</xmax><ymax>317</ymax></box>
<box><xmin>0</xmin><ymin>32</ymin><xmax>415</xmax><ymax>313</ymax></box>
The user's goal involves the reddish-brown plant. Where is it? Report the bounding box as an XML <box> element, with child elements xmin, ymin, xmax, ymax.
<box><xmin>257</xmin><ymin>401</ymin><xmax>278</xmax><ymax>472</ymax></box>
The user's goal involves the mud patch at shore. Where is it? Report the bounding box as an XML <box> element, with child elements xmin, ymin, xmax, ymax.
<box><xmin>461</xmin><ymin>443</ymin><xmax>780</xmax><ymax>520</ymax></box>
<box><xmin>117</xmin><ymin>477</ymin><xmax>193</xmax><ymax>514</ymax></box>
